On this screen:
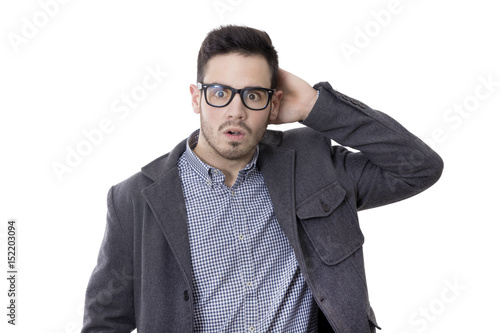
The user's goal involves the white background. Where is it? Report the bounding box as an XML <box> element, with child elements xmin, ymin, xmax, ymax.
<box><xmin>1</xmin><ymin>0</ymin><xmax>499</xmax><ymax>332</ymax></box>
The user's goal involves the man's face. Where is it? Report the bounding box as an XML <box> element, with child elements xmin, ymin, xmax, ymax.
<box><xmin>190</xmin><ymin>53</ymin><xmax>281</xmax><ymax>164</ymax></box>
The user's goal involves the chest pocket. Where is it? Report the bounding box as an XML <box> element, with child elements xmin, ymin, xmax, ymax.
<box><xmin>296</xmin><ymin>182</ymin><xmax>364</xmax><ymax>265</ymax></box>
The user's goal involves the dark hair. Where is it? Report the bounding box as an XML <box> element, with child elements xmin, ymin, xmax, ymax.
<box><xmin>197</xmin><ymin>25</ymin><xmax>279</xmax><ymax>88</ymax></box>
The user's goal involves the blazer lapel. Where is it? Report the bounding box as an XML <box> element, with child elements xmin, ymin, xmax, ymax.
<box><xmin>258</xmin><ymin>140</ymin><xmax>300</xmax><ymax>249</ymax></box>
<box><xmin>141</xmin><ymin>140</ymin><xmax>193</xmax><ymax>284</ymax></box>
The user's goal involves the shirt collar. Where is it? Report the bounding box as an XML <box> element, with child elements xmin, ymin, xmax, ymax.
<box><xmin>184</xmin><ymin>129</ymin><xmax>259</xmax><ymax>184</ymax></box>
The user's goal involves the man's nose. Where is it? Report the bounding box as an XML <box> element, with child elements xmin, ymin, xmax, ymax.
<box><xmin>225</xmin><ymin>93</ymin><xmax>247</xmax><ymax>119</ymax></box>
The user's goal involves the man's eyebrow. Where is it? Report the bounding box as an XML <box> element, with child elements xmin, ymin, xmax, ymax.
<box><xmin>206</xmin><ymin>82</ymin><xmax>229</xmax><ymax>86</ymax></box>
<box><xmin>206</xmin><ymin>82</ymin><xmax>269</xmax><ymax>89</ymax></box>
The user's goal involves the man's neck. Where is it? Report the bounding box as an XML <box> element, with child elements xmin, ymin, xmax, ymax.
<box><xmin>193</xmin><ymin>143</ymin><xmax>254</xmax><ymax>188</ymax></box>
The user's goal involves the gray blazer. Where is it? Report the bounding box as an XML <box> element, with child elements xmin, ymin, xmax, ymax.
<box><xmin>82</xmin><ymin>82</ymin><xmax>443</xmax><ymax>333</ymax></box>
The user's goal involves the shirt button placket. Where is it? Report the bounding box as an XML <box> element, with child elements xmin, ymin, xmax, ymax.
<box><xmin>238</xmin><ymin>208</ymin><xmax>257</xmax><ymax>332</ymax></box>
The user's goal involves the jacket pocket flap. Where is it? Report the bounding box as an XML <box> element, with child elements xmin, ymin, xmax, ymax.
<box><xmin>296</xmin><ymin>182</ymin><xmax>346</xmax><ymax>219</ymax></box>
<box><xmin>296</xmin><ymin>182</ymin><xmax>364</xmax><ymax>265</ymax></box>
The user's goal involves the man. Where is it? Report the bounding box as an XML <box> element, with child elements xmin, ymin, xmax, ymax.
<box><xmin>82</xmin><ymin>25</ymin><xmax>443</xmax><ymax>332</ymax></box>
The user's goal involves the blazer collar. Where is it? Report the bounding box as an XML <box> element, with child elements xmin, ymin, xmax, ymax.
<box><xmin>139</xmin><ymin>129</ymin><xmax>298</xmax><ymax>284</ymax></box>
<box><xmin>141</xmin><ymin>139</ymin><xmax>187</xmax><ymax>182</ymax></box>
<box><xmin>140</xmin><ymin>129</ymin><xmax>284</xmax><ymax>182</ymax></box>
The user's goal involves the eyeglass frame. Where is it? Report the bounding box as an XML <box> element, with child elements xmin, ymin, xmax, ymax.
<box><xmin>197</xmin><ymin>82</ymin><xmax>275</xmax><ymax>111</ymax></box>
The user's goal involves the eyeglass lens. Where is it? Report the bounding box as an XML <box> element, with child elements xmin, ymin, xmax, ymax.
<box><xmin>206</xmin><ymin>85</ymin><xmax>270</xmax><ymax>110</ymax></box>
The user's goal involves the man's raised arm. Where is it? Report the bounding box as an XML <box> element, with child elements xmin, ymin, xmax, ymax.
<box><xmin>273</xmin><ymin>68</ymin><xmax>444</xmax><ymax>209</ymax></box>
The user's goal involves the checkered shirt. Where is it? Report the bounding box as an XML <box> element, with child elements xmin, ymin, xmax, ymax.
<box><xmin>177</xmin><ymin>130</ymin><xmax>318</xmax><ymax>332</ymax></box>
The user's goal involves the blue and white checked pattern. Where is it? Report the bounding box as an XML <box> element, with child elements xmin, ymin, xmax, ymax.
<box><xmin>177</xmin><ymin>130</ymin><xmax>318</xmax><ymax>332</ymax></box>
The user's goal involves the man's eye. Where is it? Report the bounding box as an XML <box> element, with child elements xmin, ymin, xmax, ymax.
<box><xmin>212</xmin><ymin>89</ymin><xmax>228</xmax><ymax>99</ymax></box>
<box><xmin>246</xmin><ymin>91</ymin><xmax>262</xmax><ymax>101</ymax></box>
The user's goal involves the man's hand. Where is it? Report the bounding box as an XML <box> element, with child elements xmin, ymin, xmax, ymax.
<box><xmin>270</xmin><ymin>68</ymin><xmax>318</xmax><ymax>124</ymax></box>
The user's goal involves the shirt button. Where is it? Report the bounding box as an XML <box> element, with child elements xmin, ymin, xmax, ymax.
<box><xmin>247</xmin><ymin>281</ymin><xmax>252</xmax><ymax>287</ymax></box>
<box><xmin>239</xmin><ymin>234</ymin><xmax>245</xmax><ymax>240</ymax></box>
<box><xmin>249</xmin><ymin>326</ymin><xmax>255</xmax><ymax>332</ymax></box>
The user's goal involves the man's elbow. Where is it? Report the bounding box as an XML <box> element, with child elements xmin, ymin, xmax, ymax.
<box><xmin>417</xmin><ymin>153</ymin><xmax>444</xmax><ymax>191</ymax></box>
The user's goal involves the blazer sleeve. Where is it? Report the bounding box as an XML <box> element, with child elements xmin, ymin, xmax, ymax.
<box><xmin>301</xmin><ymin>81</ymin><xmax>444</xmax><ymax>211</ymax></box>
<box><xmin>82</xmin><ymin>186</ymin><xmax>136</xmax><ymax>333</ymax></box>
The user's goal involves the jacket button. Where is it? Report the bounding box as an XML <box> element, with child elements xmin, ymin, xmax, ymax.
<box><xmin>184</xmin><ymin>290</ymin><xmax>189</xmax><ymax>301</ymax></box>
<box><xmin>321</xmin><ymin>203</ymin><xmax>330</xmax><ymax>212</ymax></box>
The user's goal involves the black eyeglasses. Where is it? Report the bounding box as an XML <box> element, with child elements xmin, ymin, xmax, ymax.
<box><xmin>197</xmin><ymin>83</ymin><xmax>275</xmax><ymax>111</ymax></box>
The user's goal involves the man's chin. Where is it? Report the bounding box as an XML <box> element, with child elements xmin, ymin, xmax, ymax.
<box><xmin>219</xmin><ymin>145</ymin><xmax>254</xmax><ymax>161</ymax></box>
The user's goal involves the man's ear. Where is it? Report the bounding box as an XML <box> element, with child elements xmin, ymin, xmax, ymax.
<box><xmin>190</xmin><ymin>84</ymin><xmax>201</xmax><ymax>114</ymax></box>
<box><xmin>269</xmin><ymin>89</ymin><xmax>283</xmax><ymax>122</ymax></box>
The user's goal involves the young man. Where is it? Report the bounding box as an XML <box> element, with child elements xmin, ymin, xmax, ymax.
<box><xmin>82</xmin><ymin>25</ymin><xmax>443</xmax><ymax>332</ymax></box>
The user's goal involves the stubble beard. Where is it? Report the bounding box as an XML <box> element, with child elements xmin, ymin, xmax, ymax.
<box><xmin>198</xmin><ymin>106</ymin><xmax>269</xmax><ymax>161</ymax></box>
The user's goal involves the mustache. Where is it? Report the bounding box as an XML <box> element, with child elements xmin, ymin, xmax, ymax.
<box><xmin>218</xmin><ymin>121</ymin><xmax>252</xmax><ymax>134</ymax></box>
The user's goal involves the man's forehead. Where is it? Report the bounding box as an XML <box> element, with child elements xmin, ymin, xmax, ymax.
<box><xmin>203</xmin><ymin>53</ymin><xmax>272</xmax><ymax>88</ymax></box>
